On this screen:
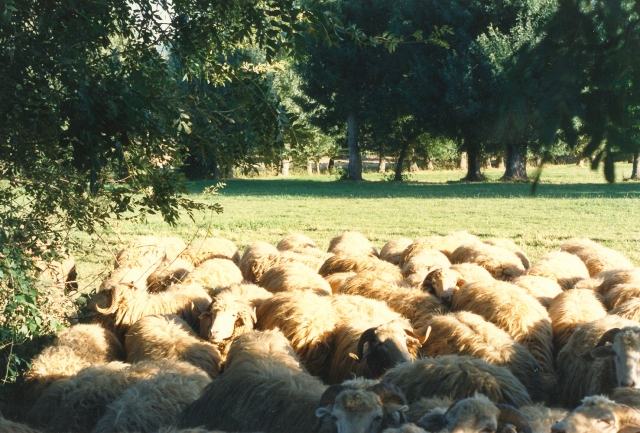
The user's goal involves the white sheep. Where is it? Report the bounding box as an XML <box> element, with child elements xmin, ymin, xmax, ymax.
<box><xmin>450</xmin><ymin>242</ymin><xmax>526</xmax><ymax>280</ymax></box>
<box><xmin>560</xmin><ymin>238</ymin><xmax>634</xmax><ymax>277</ymax></box>
<box><xmin>258</xmin><ymin>262</ymin><xmax>332</xmax><ymax>296</ymax></box>
<box><xmin>180</xmin><ymin>258</ymin><xmax>243</xmax><ymax>292</ymax></box>
<box><xmin>525</xmin><ymin>251</ymin><xmax>590</xmax><ymax>290</ymax></box>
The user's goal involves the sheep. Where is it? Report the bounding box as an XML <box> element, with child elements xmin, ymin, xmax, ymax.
<box><xmin>380</xmin><ymin>238</ymin><xmax>414</xmax><ymax>265</ymax></box>
<box><xmin>450</xmin><ymin>243</ymin><xmax>526</xmax><ymax>281</ymax></box>
<box><xmin>146</xmin><ymin>257</ymin><xmax>194</xmax><ymax>292</ymax></box>
<box><xmin>518</xmin><ymin>404</ymin><xmax>569</xmax><ymax>433</ymax></box>
<box><xmin>331</xmin><ymin>294</ymin><xmax>410</xmax><ymax>324</ymax></box>
<box><xmin>258</xmin><ymin>262</ymin><xmax>332</xmax><ymax>296</ymax></box>
<box><xmin>23</xmin><ymin>324</ymin><xmax>124</xmax><ymax>403</ymax></box>
<box><xmin>36</xmin><ymin>251</ymin><xmax>77</xmax><ymax>292</ymax></box>
<box><xmin>419</xmin><ymin>311</ymin><xmax>548</xmax><ymax>403</ymax></box>
<box><xmin>280</xmin><ymin>250</ymin><xmax>329</xmax><ymax>271</ymax></box>
<box><xmin>328</xmin><ymin>231</ymin><xmax>379</xmax><ymax>257</ymax></box>
<box><xmin>399</xmin><ymin>237</ymin><xmax>446</xmax><ymax>268</ymax></box>
<box><xmin>180</xmin><ymin>328</ymin><xmax>410</xmax><ymax>433</ymax></box>
<box><xmin>0</xmin><ymin>415</ymin><xmax>43</xmax><ymax>433</ymax></box>
<box><xmin>423</xmin><ymin>263</ymin><xmax>494</xmax><ymax>306</ymax></box>
<box><xmin>276</xmin><ymin>233</ymin><xmax>319</xmax><ymax>252</ymax></box>
<box><xmin>595</xmin><ymin>268</ymin><xmax>640</xmax><ymax>297</ymax></box>
<box><xmin>27</xmin><ymin>359</ymin><xmax>208</xmax><ymax>433</ymax></box>
<box><xmin>484</xmin><ymin>238</ymin><xmax>531</xmax><ymax>270</ymax></box>
<box><xmin>512</xmin><ymin>275</ymin><xmax>563</xmax><ymax>309</ymax></box>
<box><xmin>325</xmin><ymin>271</ymin><xmax>356</xmax><ymax>294</ymax></box>
<box><xmin>114</xmin><ymin>236</ymin><xmax>185</xmax><ymax>269</ymax></box>
<box><xmin>437</xmin><ymin>231</ymin><xmax>483</xmax><ymax>259</ymax></box>
<box><xmin>179</xmin><ymin>237</ymin><xmax>241</xmax><ymax>267</ymax></box>
<box><xmin>319</xmin><ymin>254</ymin><xmax>403</xmax><ymax>280</ymax></box>
<box><xmin>382</xmin><ymin>424</ymin><xmax>428</xmax><ymax>433</ymax></box>
<box><xmin>181</xmin><ymin>258</ymin><xmax>243</xmax><ymax>292</ymax></box>
<box><xmin>560</xmin><ymin>238</ymin><xmax>635</xmax><ymax>277</ymax></box>
<box><xmin>401</xmin><ymin>250</ymin><xmax>451</xmax><ymax>284</ymax></box>
<box><xmin>555</xmin><ymin>314</ymin><xmax>640</xmax><ymax>408</ymax></box>
<box><xmin>339</xmin><ymin>272</ymin><xmax>447</xmax><ymax>331</ymax></box>
<box><xmin>91</xmin><ymin>362</ymin><xmax>212</xmax><ymax>433</ymax></box>
<box><xmin>610</xmin><ymin>298</ymin><xmax>640</xmax><ymax>323</ymax></box>
<box><xmin>551</xmin><ymin>395</ymin><xmax>640</xmax><ymax>433</ymax></box>
<box><xmin>381</xmin><ymin>355</ymin><xmax>533</xmax><ymax>408</ymax></box>
<box><xmin>548</xmin><ymin>289</ymin><xmax>608</xmax><ymax>349</ymax></box>
<box><xmin>526</xmin><ymin>251</ymin><xmax>590</xmax><ymax>290</ymax></box>
<box><xmin>256</xmin><ymin>290</ymin><xmax>337</xmax><ymax>377</ymax></box>
<box><xmin>124</xmin><ymin>314</ymin><xmax>221</xmax><ymax>378</ymax></box>
<box><xmin>99</xmin><ymin>265</ymin><xmax>154</xmax><ymax>292</ymax></box>
<box><xmin>92</xmin><ymin>282</ymin><xmax>212</xmax><ymax>339</ymax></box>
<box><xmin>605</xmin><ymin>284</ymin><xmax>640</xmax><ymax>310</ymax></box>
<box><xmin>224</xmin><ymin>329</ymin><xmax>308</xmax><ymax>372</ymax></box>
<box><xmin>238</xmin><ymin>241</ymin><xmax>282</xmax><ymax>283</ymax></box>
<box><xmin>610</xmin><ymin>387</ymin><xmax>640</xmax><ymax>408</ymax></box>
<box><xmin>415</xmin><ymin>394</ymin><xmax>533</xmax><ymax>433</ymax></box>
<box><xmin>450</xmin><ymin>280</ymin><xmax>556</xmax><ymax>395</ymax></box>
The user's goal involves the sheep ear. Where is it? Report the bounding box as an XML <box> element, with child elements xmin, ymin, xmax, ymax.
<box><xmin>457</xmin><ymin>276</ymin><xmax>468</xmax><ymax>287</ymax></box>
<box><xmin>423</xmin><ymin>268</ymin><xmax>441</xmax><ymax>292</ymax></box>
<box><xmin>251</xmin><ymin>307</ymin><xmax>257</xmax><ymax>324</ymax></box>
<box><xmin>591</xmin><ymin>345</ymin><xmax>615</xmax><ymax>358</ymax></box>
<box><xmin>417</xmin><ymin>412</ymin><xmax>447</xmax><ymax>432</ymax></box>
<box><xmin>360</xmin><ymin>341</ymin><xmax>373</xmax><ymax>363</ymax></box>
<box><xmin>315</xmin><ymin>407</ymin><xmax>332</xmax><ymax>419</ymax></box>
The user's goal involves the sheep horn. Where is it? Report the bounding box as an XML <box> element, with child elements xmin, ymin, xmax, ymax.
<box><xmin>616</xmin><ymin>405</ymin><xmax>640</xmax><ymax>429</ymax></box>
<box><xmin>405</xmin><ymin>326</ymin><xmax>431</xmax><ymax>346</ymax></box>
<box><xmin>356</xmin><ymin>327</ymin><xmax>379</xmax><ymax>364</ymax></box>
<box><xmin>94</xmin><ymin>288</ymin><xmax>120</xmax><ymax>315</ymax></box>
<box><xmin>318</xmin><ymin>384</ymin><xmax>346</xmax><ymax>408</ymax></box>
<box><xmin>496</xmin><ymin>403</ymin><xmax>533</xmax><ymax>433</ymax></box>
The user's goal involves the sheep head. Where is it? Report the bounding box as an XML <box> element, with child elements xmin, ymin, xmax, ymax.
<box><xmin>315</xmin><ymin>379</ymin><xmax>408</xmax><ymax>433</ymax></box>
<box><xmin>551</xmin><ymin>395</ymin><xmax>640</xmax><ymax>433</ymax></box>
<box><xmin>417</xmin><ymin>394</ymin><xmax>532</xmax><ymax>433</ymax></box>
<box><xmin>424</xmin><ymin>268</ymin><xmax>465</xmax><ymax>306</ymax></box>
<box><xmin>198</xmin><ymin>298</ymin><xmax>256</xmax><ymax>344</ymax></box>
<box><xmin>582</xmin><ymin>327</ymin><xmax>640</xmax><ymax>389</ymax></box>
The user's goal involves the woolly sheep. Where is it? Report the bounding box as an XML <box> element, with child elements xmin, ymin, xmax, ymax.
<box><xmin>239</xmin><ymin>242</ymin><xmax>282</xmax><ymax>283</ymax></box>
<box><xmin>339</xmin><ymin>272</ymin><xmax>446</xmax><ymax>331</ymax></box>
<box><xmin>610</xmin><ymin>298</ymin><xmax>640</xmax><ymax>323</ymax></box>
<box><xmin>91</xmin><ymin>362</ymin><xmax>211</xmax><ymax>433</ymax></box>
<box><xmin>484</xmin><ymin>238</ymin><xmax>531</xmax><ymax>270</ymax></box>
<box><xmin>276</xmin><ymin>233</ymin><xmax>319</xmax><ymax>252</ymax></box>
<box><xmin>423</xmin><ymin>263</ymin><xmax>494</xmax><ymax>305</ymax></box>
<box><xmin>319</xmin><ymin>254</ymin><xmax>403</xmax><ymax>280</ymax></box>
<box><xmin>399</xmin><ymin>237</ymin><xmax>446</xmax><ymax>268</ymax></box>
<box><xmin>99</xmin><ymin>265</ymin><xmax>153</xmax><ymax>292</ymax></box>
<box><xmin>512</xmin><ymin>275</ymin><xmax>563</xmax><ymax>309</ymax></box>
<box><xmin>256</xmin><ymin>290</ymin><xmax>336</xmax><ymax>377</ymax></box>
<box><xmin>0</xmin><ymin>415</ymin><xmax>43</xmax><ymax>433</ymax></box>
<box><xmin>224</xmin><ymin>329</ymin><xmax>308</xmax><ymax>373</ymax></box>
<box><xmin>380</xmin><ymin>238</ymin><xmax>414</xmax><ymax>266</ymax></box>
<box><xmin>328</xmin><ymin>231</ymin><xmax>379</xmax><ymax>257</ymax></box>
<box><xmin>114</xmin><ymin>236</ymin><xmax>185</xmax><ymax>269</ymax></box>
<box><xmin>124</xmin><ymin>314</ymin><xmax>221</xmax><ymax>378</ymax></box>
<box><xmin>36</xmin><ymin>251</ymin><xmax>77</xmax><ymax>292</ymax></box>
<box><xmin>610</xmin><ymin>387</ymin><xmax>640</xmax><ymax>408</ymax></box>
<box><xmin>526</xmin><ymin>251</ymin><xmax>590</xmax><ymax>290</ymax></box>
<box><xmin>181</xmin><ymin>258</ymin><xmax>243</xmax><ymax>292</ymax></box>
<box><xmin>419</xmin><ymin>311</ymin><xmax>547</xmax><ymax>403</ymax></box>
<box><xmin>450</xmin><ymin>242</ymin><xmax>526</xmax><ymax>281</ymax></box>
<box><xmin>518</xmin><ymin>404</ymin><xmax>569</xmax><ymax>433</ymax></box>
<box><xmin>551</xmin><ymin>395</ymin><xmax>640</xmax><ymax>433</ymax></box>
<box><xmin>401</xmin><ymin>233</ymin><xmax>481</xmax><ymax>266</ymax></box>
<box><xmin>450</xmin><ymin>280</ymin><xmax>556</xmax><ymax>395</ymax></box>
<box><xmin>179</xmin><ymin>237</ymin><xmax>241</xmax><ymax>267</ymax></box>
<box><xmin>27</xmin><ymin>359</ymin><xmax>207</xmax><ymax>433</ymax></box>
<box><xmin>325</xmin><ymin>271</ymin><xmax>357</xmax><ymax>294</ymax></box>
<box><xmin>605</xmin><ymin>284</ymin><xmax>640</xmax><ymax>310</ymax></box>
<box><xmin>259</xmin><ymin>262</ymin><xmax>332</xmax><ymax>296</ymax></box>
<box><xmin>595</xmin><ymin>268</ymin><xmax>640</xmax><ymax>297</ymax></box>
<box><xmin>416</xmin><ymin>394</ymin><xmax>533</xmax><ymax>433</ymax></box>
<box><xmin>382</xmin><ymin>424</ymin><xmax>428</xmax><ymax>433</ymax></box>
<box><xmin>180</xmin><ymin>330</ymin><xmax>409</xmax><ymax>433</ymax></box>
<box><xmin>401</xmin><ymin>250</ymin><xmax>451</xmax><ymax>282</ymax></box>
<box><xmin>381</xmin><ymin>355</ymin><xmax>533</xmax><ymax>408</ymax></box>
<box><xmin>331</xmin><ymin>294</ymin><xmax>410</xmax><ymax>324</ymax></box>
<box><xmin>147</xmin><ymin>257</ymin><xmax>194</xmax><ymax>292</ymax></box>
<box><xmin>556</xmin><ymin>315</ymin><xmax>640</xmax><ymax>408</ymax></box>
<box><xmin>560</xmin><ymin>238</ymin><xmax>634</xmax><ymax>277</ymax></box>
<box><xmin>93</xmin><ymin>282</ymin><xmax>212</xmax><ymax>339</ymax></box>
<box><xmin>548</xmin><ymin>289</ymin><xmax>608</xmax><ymax>349</ymax></box>
<box><xmin>23</xmin><ymin>324</ymin><xmax>124</xmax><ymax>403</ymax></box>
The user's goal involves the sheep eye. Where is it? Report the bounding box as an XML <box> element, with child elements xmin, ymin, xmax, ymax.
<box><xmin>533</xmin><ymin>367</ymin><xmax>539</xmax><ymax>373</ymax></box>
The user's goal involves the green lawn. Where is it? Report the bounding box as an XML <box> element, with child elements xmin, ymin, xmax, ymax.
<box><xmin>73</xmin><ymin>163</ymin><xmax>640</xmax><ymax>293</ymax></box>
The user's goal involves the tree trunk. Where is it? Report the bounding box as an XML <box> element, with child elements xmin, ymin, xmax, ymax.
<box><xmin>307</xmin><ymin>160</ymin><xmax>314</xmax><ymax>175</ymax></box>
<box><xmin>378</xmin><ymin>159</ymin><xmax>386</xmax><ymax>173</ymax></box>
<box><xmin>497</xmin><ymin>156</ymin><xmax>505</xmax><ymax>169</ymax></box>
<box><xmin>459</xmin><ymin>152</ymin><xmax>468</xmax><ymax>171</ymax></box>
<box><xmin>328</xmin><ymin>158</ymin><xmax>334</xmax><ymax>173</ymax></box>
<box><xmin>484</xmin><ymin>156</ymin><xmax>492</xmax><ymax>169</ymax></box>
<box><xmin>501</xmin><ymin>143</ymin><xmax>528</xmax><ymax>181</ymax></box>
<box><xmin>316</xmin><ymin>161</ymin><xmax>322</xmax><ymax>174</ymax></box>
<box><xmin>394</xmin><ymin>140</ymin><xmax>410</xmax><ymax>181</ymax></box>
<box><xmin>347</xmin><ymin>112</ymin><xmax>363</xmax><ymax>180</ymax></box>
<box><xmin>461</xmin><ymin>141</ymin><xmax>485</xmax><ymax>181</ymax></box>
<box><xmin>211</xmin><ymin>156</ymin><xmax>223</xmax><ymax>180</ymax></box>
<box><xmin>632</xmin><ymin>152</ymin><xmax>639</xmax><ymax>180</ymax></box>
<box><xmin>226</xmin><ymin>165</ymin><xmax>235</xmax><ymax>179</ymax></box>
<box><xmin>280</xmin><ymin>159</ymin><xmax>290</xmax><ymax>177</ymax></box>
<box><xmin>427</xmin><ymin>160</ymin><xmax>434</xmax><ymax>170</ymax></box>
<box><xmin>409</xmin><ymin>161</ymin><xmax>419</xmax><ymax>172</ymax></box>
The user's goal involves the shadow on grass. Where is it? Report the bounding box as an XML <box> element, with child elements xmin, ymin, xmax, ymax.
<box><xmin>186</xmin><ymin>178</ymin><xmax>640</xmax><ymax>199</ymax></box>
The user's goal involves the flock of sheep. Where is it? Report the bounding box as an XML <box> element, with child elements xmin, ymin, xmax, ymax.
<box><xmin>4</xmin><ymin>231</ymin><xmax>640</xmax><ymax>433</ymax></box>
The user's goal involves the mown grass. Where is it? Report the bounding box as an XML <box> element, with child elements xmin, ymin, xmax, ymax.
<box><xmin>73</xmin><ymin>163</ymin><xmax>640</xmax><ymax>293</ymax></box>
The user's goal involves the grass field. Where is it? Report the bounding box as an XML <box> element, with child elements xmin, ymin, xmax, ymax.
<box><xmin>73</xmin><ymin>163</ymin><xmax>640</xmax><ymax>294</ymax></box>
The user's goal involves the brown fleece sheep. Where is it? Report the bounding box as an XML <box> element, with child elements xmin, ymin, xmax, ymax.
<box><xmin>518</xmin><ymin>404</ymin><xmax>568</xmax><ymax>433</ymax></box>
<box><xmin>181</xmin><ymin>258</ymin><xmax>243</xmax><ymax>291</ymax></box>
<box><xmin>451</xmin><ymin>280</ymin><xmax>556</xmax><ymax>395</ymax></box>
<box><xmin>93</xmin><ymin>282</ymin><xmax>212</xmax><ymax>339</ymax></box>
<box><xmin>339</xmin><ymin>272</ymin><xmax>447</xmax><ymax>331</ymax></box>
<box><xmin>551</xmin><ymin>395</ymin><xmax>640</xmax><ymax>433</ymax></box>
<box><xmin>319</xmin><ymin>254</ymin><xmax>403</xmax><ymax>280</ymax></box>
<box><xmin>548</xmin><ymin>289</ymin><xmax>608</xmax><ymax>349</ymax></box>
<box><xmin>438</xmin><ymin>231</ymin><xmax>482</xmax><ymax>259</ymax></box>
<box><xmin>484</xmin><ymin>238</ymin><xmax>531</xmax><ymax>269</ymax></box>
<box><xmin>512</xmin><ymin>275</ymin><xmax>563</xmax><ymax>309</ymax></box>
<box><xmin>450</xmin><ymin>243</ymin><xmax>526</xmax><ymax>281</ymax></box>
<box><xmin>224</xmin><ymin>329</ymin><xmax>308</xmax><ymax>372</ymax></box>
<box><xmin>23</xmin><ymin>324</ymin><xmax>124</xmax><ymax>402</ymax></box>
<box><xmin>114</xmin><ymin>236</ymin><xmax>185</xmax><ymax>269</ymax></box>
<box><xmin>91</xmin><ymin>362</ymin><xmax>211</xmax><ymax>433</ymax></box>
<box><xmin>555</xmin><ymin>314</ymin><xmax>640</xmax><ymax>408</ymax></box>
<box><xmin>525</xmin><ymin>251</ymin><xmax>590</xmax><ymax>290</ymax></box>
<box><xmin>179</xmin><ymin>237</ymin><xmax>241</xmax><ymax>266</ymax></box>
<box><xmin>325</xmin><ymin>271</ymin><xmax>356</xmax><ymax>294</ymax></box>
<box><xmin>259</xmin><ymin>262</ymin><xmax>332</xmax><ymax>296</ymax></box>
<box><xmin>256</xmin><ymin>290</ymin><xmax>337</xmax><ymax>377</ymax></box>
<box><xmin>401</xmin><ymin>250</ymin><xmax>451</xmax><ymax>280</ymax></box>
<box><xmin>381</xmin><ymin>355</ymin><xmax>532</xmax><ymax>408</ymax></box>
<box><xmin>147</xmin><ymin>257</ymin><xmax>194</xmax><ymax>292</ymax></box>
<box><xmin>0</xmin><ymin>416</ymin><xmax>43</xmax><ymax>433</ymax></box>
<box><xmin>610</xmin><ymin>298</ymin><xmax>640</xmax><ymax>322</ymax></box>
<box><xmin>331</xmin><ymin>294</ymin><xmax>409</xmax><ymax>323</ymax></box>
<box><xmin>327</xmin><ymin>231</ymin><xmax>379</xmax><ymax>257</ymax></box>
<box><xmin>399</xmin><ymin>237</ymin><xmax>446</xmax><ymax>268</ymax></box>
<box><xmin>276</xmin><ymin>233</ymin><xmax>319</xmax><ymax>251</ymax></box>
<box><xmin>419</xmin><ymin>312</ymin><xmax>547</xmax><ymax>403</ymax></box>
<box><xmin>423</xmin><ymin>263</ymin><xmax>494</xmax><ymax>305</ymax></box>
<box><xmin>605</xmin><ymin>284</ymin><xmax>640</xmax><ymax>310</ymax></box>
<box><xmin>27</xmin><ymin>359</ymin><xmax>207</xmax><ymax>433</ymax></box>
<box><xmin>36</xmin><ymin>250</ymin><xmax>77</xmax><ymax>292</ymax></box>
<box><xmin>238</xmin><ymin>241</ymin><xmax>282</xmax><ymax>283</ymax></box>
<box><xmin>595</xmin><ymin>268</ymin><xmax>640</xmax><ymax>297</ymax></box>
<box><xmin>125</xmin><ymin>314</ymin><xmax>221</xmax><ymax>378</ymax></box>
<box><xmin>99</xmin><ymin>265</ymin><xmax>153</xmax><ymax>292</ymax></box>
<box><xmin>610</xmin><ymin>387</ymin><xmax>640</xmax><ymax>408</ymax></box>
<box><xmin>560</xmin><ymin>238</ymin><xmax>634</xmax><ymax>277</ymax></box>
<box><xmin>380</xmin><ymin>238</ymin><xmax>414</xmax><ymax>265</ymax></box>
